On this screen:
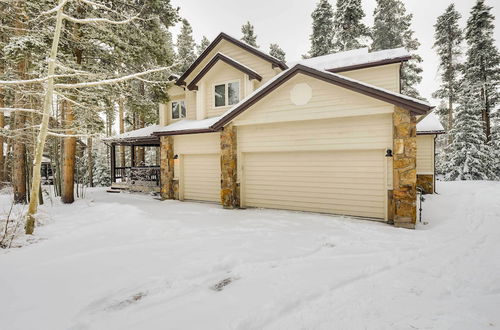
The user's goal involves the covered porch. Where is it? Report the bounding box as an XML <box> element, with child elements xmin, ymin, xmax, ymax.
<box><xmin>104</xmin><ymin>125</ymin><xmax>161</xmax><ymax>194</ymax></box>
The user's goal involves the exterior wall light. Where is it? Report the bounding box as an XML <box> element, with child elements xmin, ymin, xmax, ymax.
<box><xmin>385</xmin><ymin>149</ymin><xmax>393</xmax><ymax>157</ymax></box>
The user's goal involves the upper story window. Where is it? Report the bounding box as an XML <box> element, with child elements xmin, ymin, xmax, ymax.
<box><xmin>214</xmin><ymin>81</ymin><xmax>240</xmax><ymax>107</ymax></box>
<box><xmin>171</xmin><ymin>100</ymin><xmax>186</xmax><ymax>120</ymax></box>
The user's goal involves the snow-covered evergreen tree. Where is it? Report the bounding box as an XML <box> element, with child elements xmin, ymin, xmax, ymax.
<box><xmin>241</xmin><ymin>21</ymin><xmax>258</xmax><ymax>47</ymax></box>
<box><xmin>445</xmin><ymin>81</ymin><xmax>497</xmax><ymax>181</ymax></box>
<box><xmin>371</xmin><ymin>0</ymin><xmax>423</xmax><ymax>98</ymax></box>
<box><xmin>332</xmin><ymin>0</ymin><xmax>370</xmax><ymax>52</ymax></box>
<box><xmin>432</xmin><ymin>4</ymin><xmax>463</xmax><ymax>140</ymax></box>
<box><xmin>463</xmin><ymin>0</ymin><xmax>500</xmax><ymax>142</ymax></box>
<box><xmin>309</xmin><ymin>0</ymin><xmax>334</xmax><ymax>57</ymax></box>
<box><xmin>197</xmin><ymin>36</ymin><xmax>211</xmax><ymax>56</ymax></box>
<box><xmin>176</xmin><ymin>19</ymin><xmax>197</xmax><ymax>74</ymax></box>
<box><xmin>269</xmin><ymin>43</ymin><xmax>286</xmax><ymax>62</ymax></box>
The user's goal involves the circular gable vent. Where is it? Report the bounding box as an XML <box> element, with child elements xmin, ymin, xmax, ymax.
<box><xmin>290</xmin><ymin>83</ymin><xmax>312</xmax><ymax>106</ymax></box>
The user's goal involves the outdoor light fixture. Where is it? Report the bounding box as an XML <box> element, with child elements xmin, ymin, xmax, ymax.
<box><xmin>385</xmin><ymin>149</ymin><xmax>393</xmax><ymax>157</ymax></box>
<box><xmin>174</xmin><ymin>154</ymin><xmax>179</xmax><ymax>159</ymax></box>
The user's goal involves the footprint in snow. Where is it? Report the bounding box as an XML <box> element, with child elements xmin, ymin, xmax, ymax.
<box><xmin>211</xmin><ymin>276</ymin><xmax>240</xmax><ymax>292</ymax></box>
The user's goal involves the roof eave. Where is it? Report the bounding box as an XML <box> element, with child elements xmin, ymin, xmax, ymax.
<box><xmin>326</xmin><ymin>56</ymin><xmax>412</xmax><ymax>73</ymax></box>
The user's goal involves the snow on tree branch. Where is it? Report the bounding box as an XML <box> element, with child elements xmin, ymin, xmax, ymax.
<box><xmin>54</xmin><ymin>66</ymin><xmax>173</xmax><ymax>89</ymax></box>
<box><xmin>0</xmin><ymin>107</ymin><xmax>43</xmax><ymax>115</ymax></box>
<box><xmin>61</xmin><ymin>13</ymin><xmax>141</xmax><ymax>25</ymax></box>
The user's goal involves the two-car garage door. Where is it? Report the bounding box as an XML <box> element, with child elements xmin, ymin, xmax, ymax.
<box><xmin>242</xmin><ymin>149</ymin><xmax>386</xmax><ymax>219</ymax></box>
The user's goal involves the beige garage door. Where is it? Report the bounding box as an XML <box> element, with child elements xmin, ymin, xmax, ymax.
<box><xmin>182</xmin><ymin>154</ymin><xmax>220</xmax><ymax>202</ymax></box>
<box><xmin>243</xmin><ymin>150</ymin><xmax>386</xmax><ymax>219</ymax></box>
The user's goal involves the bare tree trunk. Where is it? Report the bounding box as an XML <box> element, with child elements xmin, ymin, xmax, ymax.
<box><xmin>118</xmin><ymin>99</ymin><xmax>125</xmax><ymax>167</ymax></box>
<box><xmin>25</xmin><ymin>0</ymin><xmax>66</xmax><ymax>233</ymax></box>
<box><xmin>61</xmin><ymin>100</ymin><xmax>76</xmax><ymax>204</ymax></box>
<box><xmin>12</xmin><ymin>111</ymin><xmax>27</xmax><ymax>203</ymax></box>
<box><xmin>87</xmin><ymin>137</ymin><xmax>93</xmax><ymax>187</ymax></box>
<box><xmin>137</xmin><ymin>115</ymin><xmax>145</xmax><ymax>165</ymax></box>
<box><xmin>0</xmin><ymin>104</ymin><xmax>4</xmax><ymax>186</ymax></box>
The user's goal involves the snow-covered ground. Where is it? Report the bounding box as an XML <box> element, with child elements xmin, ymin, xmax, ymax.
<box><xmin>0</xmin><ymin>181</ymin><xmax>499</xmax><ymax>330</ymax></box>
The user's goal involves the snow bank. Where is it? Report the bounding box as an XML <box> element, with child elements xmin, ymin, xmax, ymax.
<box><xmin>1</xmin><ymin>181</ymin><xmax>499</xmax><ymax>329</ymax></box>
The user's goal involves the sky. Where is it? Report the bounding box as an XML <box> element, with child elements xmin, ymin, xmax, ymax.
<box><xmin>169</xmin><ymin>0</ymin><xmax>500</xmax><ymax>104</ymax></box>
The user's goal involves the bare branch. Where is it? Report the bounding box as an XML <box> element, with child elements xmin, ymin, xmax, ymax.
<box><xmin>0</xmin><ymin>107</ymin><xmax>43</xmax><ymax>115</ymax></box>
<box><xmin>62</xmin><ymin>13</ymin><xmax>141</xmax><ymax>25</ymax></box>
<box><xmin>40</xmin><ymin>0</ymin><xmax>70</xmax><ymax>16</ymax></box>
<box><xmin>54</xmin><ymin>67</ymin><xmax>172</xmax><ymax>89</ymax></box>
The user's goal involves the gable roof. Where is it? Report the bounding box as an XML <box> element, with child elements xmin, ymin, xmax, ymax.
<box><xmin>187</xmin><ymin>53</ymin><xmax>262</xmax><ymax>91</ymax></box>
<box><xmin>176</xmin><ymin>32</ymin><xmax>288</xmax><ymax>86</ymax></box>
<box><xmin>290</xmin><ymin>47</ymin><xmax>411</xmax><ymax>73</ymax></box>
<box><xmin>153</xmin><ymin>63</ymin><xmax>434</xmax><ymax>136</ymax></box>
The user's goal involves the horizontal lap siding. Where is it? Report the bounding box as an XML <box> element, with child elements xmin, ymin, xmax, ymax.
<box><xmin>233</xmin><ymin>74</ymin><xmax>394</xmax><ymax>126</ymax></box>
<box><xmin>243</xmin><ymin>151</ymin><xmax>386</xmax><ymax>218</ymax></box>
<box><xmin>237</xmin><ymin>115</ymin><xmax>393</xmax><ymax>153</ymax></box>
<box><xmin>339</xmin><ymin>63</ymin><xmax>400</xmax><ymax>92</ymax></box>
<box><xmin>417</xmin><ymin>135</ymin><xmax>434</xmax><ymax>174</ymax></box>
<box><xmin>174</xmin><ymin>133</ymin><xmax>220</xmax><ymax>182</ymax></box>
<box><xmin>183</xmin><ymin>154</ymin><xmax>220</xmax><ymax>202</ymax></box>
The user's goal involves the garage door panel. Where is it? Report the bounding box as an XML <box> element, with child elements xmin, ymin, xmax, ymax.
<box><xmin>183</xmin><ymin>154</ymin><xmax>220</xmax><ymax>203</ymax></box>
<box><xmin>243</xmin><ymin>150</ymin><xmax>385</xmax><ymax>219</ymax></box>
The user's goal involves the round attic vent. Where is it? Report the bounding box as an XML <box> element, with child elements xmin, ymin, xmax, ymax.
<box><xmin>290</xmin><ymin>83</ymin><xmax>312</xmax><ymax>106</ymax></box>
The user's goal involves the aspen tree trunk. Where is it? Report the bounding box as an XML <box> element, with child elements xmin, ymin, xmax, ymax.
<box><xmin>87</xmin><ymin>137</ymin><xmax>93</xmax><ymax>187</ymax></box>
<box><xmin>0</xmin><ymin>100</ymin><xmax>4</xmax><ymax>186</ymax></box>
<box><xmin>118</xmin><ymin>99</ymin><xmax>125</xmax><ymax>167</ymax></box>
<box><xmin>61</xmin><ymin>100</ymin><xmax>76</xmax><ymax>203</ymax></box>
<box><xmin>26</xmin><ymin>0</ymin><xmax>65</xmax><ymax>234</ymax></box>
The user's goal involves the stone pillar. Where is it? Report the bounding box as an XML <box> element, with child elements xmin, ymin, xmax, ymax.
<box><xmin>417</xmin><ymin>174</ymin><xmax>434</xmax><ymax>194</ymax></box>
<box><xmin>220</xmin><ymin>124</ymin><xmax>239</xmax><ymax>208</ymax></box>
<box><xmin>160</xmin><ymin>136</ymin><xmax>175</xmax><ymax>199</ymax></box>
<box><xmin>393</xmin><ymin>107</ymin><xmax>417</xmax><ymax>229</ymax></box>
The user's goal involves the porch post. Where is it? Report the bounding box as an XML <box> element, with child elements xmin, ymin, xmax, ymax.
<box><xmin>110</xmin><ymin>144</ymin><xmax>116</xmax><ymax>183</ymax></box>
<box><xmin>392</xmin><ymin>107</ymin><xmax>417</xmax><ymax>229</ymax></box>
<box><xmin>220</xmin><ymin>124</ymin><xmax>239</xmax><ymax>208</ymax></box>
<box><xmin>130</xmin><ymin>145</ymin><xmax>135</xmax><ymax>167</ymax></box>
<box><xmin>160</xmin><ymin>136</ymin><xmax>175</xmax><ymax>199</ymax></box>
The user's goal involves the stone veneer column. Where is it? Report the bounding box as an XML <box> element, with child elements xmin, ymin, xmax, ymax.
<box><xmin>160</xmin><ymin>136</ymin><xmax>175</xmax><ymax>200</ymax></box>
<box><xmin>220</xmin><ymin>124</ymin><xmax>239</xmax><ymax>208</ymax></box>
<box><xmin>393</xmin><ymin>107</ymin><xmax>417</xmax><ymax>229</ymax></box>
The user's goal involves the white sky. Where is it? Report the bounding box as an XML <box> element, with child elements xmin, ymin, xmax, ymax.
<box><xmin>170</xmin><ymin>0</ymin><xmax>500</xmax><ymax>104</ymax></box>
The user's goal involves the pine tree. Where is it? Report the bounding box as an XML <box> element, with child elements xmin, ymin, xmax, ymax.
<box><xmin>176</xmin><ymin>19</ymin><xmax>197</xmax><ymax>74</ymax></box>
<box><xmin>445</xmin><ymin>81</ymin><xmax>496</xmax><ymax>181</ymax></box>
<box><xmin>197</xmin><ymin>36</ymin><xmax>211</xmax><ymax>55</ymax></box>
<box><xmin>432</xmin><ymin>4</ymin><xmax>463</xmax><ymax>143</ymax></box>
<box><xmin>269</xmin><ymin>43</ymin><xmax>286</xmax><ymax>62</ymax></box>
<box><xmin>371</xmin><ymin>0</ymin><xmax>423</xmax><ymax>98</ymax></box>
<box><xmin>241</xmin><ymin>21</ymin><xmax>258</xmax><ymax>47</ymax></box>
<box><xmin>463</xmin><ymin>0</ymin><xmax>500</xmax><ymax>142</ymax></box>
<box><xmin>491</xmin><ymin>114</ymin><xmax>500</xmax><ymax>177</ymax></box>
<box><xmin>332</xmin><ymin>0</ymin><xmax>370</xmax><ymax>52</ymax></box>
<box><xmin>309</xmin><ymin>0</ymin><xmax>334</xmax><ymax>57</ymax></box>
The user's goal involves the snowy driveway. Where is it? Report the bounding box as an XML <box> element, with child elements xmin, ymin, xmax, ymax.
<box><xmin>1</xmin><ymin>181</ymin><xmax>499</xmax><ymax>330</ymax></box>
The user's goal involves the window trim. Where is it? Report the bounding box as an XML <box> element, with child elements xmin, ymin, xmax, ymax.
<box><xmin>170</xmin><ymin>99</ymin><xmax>186</xmax><ymax>120</ymax></box>
<box><xmin>213</xmin><ymin>79</ymin><xmax>241</xmax><ymax>108</ymax></box>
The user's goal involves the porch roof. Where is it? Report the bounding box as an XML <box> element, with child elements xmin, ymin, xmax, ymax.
<box><xmin>102</xmin><ymin>125</ymin><xmax>161</xmax><ymax>146</ymax></box>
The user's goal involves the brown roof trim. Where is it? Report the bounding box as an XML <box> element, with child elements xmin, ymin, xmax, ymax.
<box><xmin>176</xmin><ymin>32</ymin><xmax>287</xmax><ymax>86</ymax></box>
<box><xmin>417</xmin><ymin>131</ymin><xmax>445</xmax><ymax>135</ymax></box>
<box><xmin>210</xmin><ymin>65</ymin><xmax>433</xmax><ymax>130</ymax></box>
<box><xmin>152</xmin><ymin>128</ymin><xmax>217</xmax><ymax>137</ymax></box>
<box><xmin>326</xmin><ymin>56</ymin><xmax>412</xmax><ymax>73</ymax></box>
<box><xmin>187</xmin><ymin>53</ymin><xmax>262</xmax><ymax>91</ymax></box>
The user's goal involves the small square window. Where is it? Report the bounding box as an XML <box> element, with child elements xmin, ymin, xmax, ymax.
<box><xmin>171</xmin><ymin>100</ymin><xmax>186</xmax><ymax>119</ymax></box>
<box><xmin>214</xmin><ymin>81</ymin><xmax>240</xmax><ymax>107</ymax></box>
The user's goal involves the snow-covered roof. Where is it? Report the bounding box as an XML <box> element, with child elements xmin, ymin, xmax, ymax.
<box><xmin>417</xmin><ymin>112</ymin><xmax>445</xmax><ymax>134</ymax></box>
<box><xmin>289</xmin><ymin>47</ymin><xmax>411</xmax><ymax>72</ymax></box>
<box><xmin>152</xmin><ymin>117</ymin><xmax>221</xmax><ymax>135</ymax></box>
<box><xmin>103</xmin><ymin>125</ymin><xmax>162</xmax><ymax>143</ymax></box>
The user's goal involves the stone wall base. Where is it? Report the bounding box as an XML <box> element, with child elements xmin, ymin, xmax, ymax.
<box><xmin>417</xmin><ymin>174</ymin><xmax>434</xmax><ymax>194</ymax></box>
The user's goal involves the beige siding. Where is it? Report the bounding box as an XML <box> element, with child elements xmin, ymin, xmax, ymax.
<box><xmin>174</xmin><ymin>133</ymin><xmax>220</xmax><ymax>155</ymax></box>
<box><xmin>181</xmin><ymin>154</ymin><xmax>220</xmax><ymax>202</ymax></box>
<box><xmin>237</xmin><ymin>115</ymin><xmax>393</xmax><ymax>153</ymax></box>
<box><xmin>242</xmin><ymin>150</ymin><xmax>386</xmax><ymax>219</ymax></box>
<box><xmin>199</xmin><ymin>61</ymin><xmax>245</xmax><ymax>118</ymax></box>
<box><xmin>184</xmin><ymin>39</ymin><xmax>278</xmax><ymax>87</ymax></box>
<box><xmin>417</xmin><ymin>135</ymin><xmax>435</xmax><ymax>174</ymax></box>
<box><xmin>340</xmin><ymin>63</ymin><xmax>400</xmax><ymax>92</ymax></box>
<box><xmin>233</xmin><ymin>74</ymin><xmax>394</xmax><ymax>126</ymax></box>
<box><xmin>163</xmin><ymin>86</ymin><xmax>196</xmax><ymax>125</ymax></box>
